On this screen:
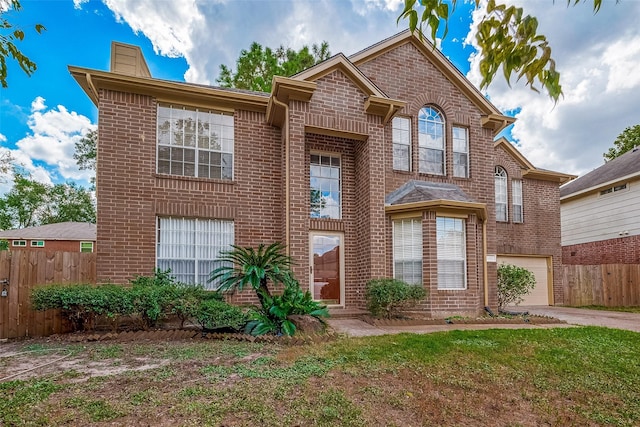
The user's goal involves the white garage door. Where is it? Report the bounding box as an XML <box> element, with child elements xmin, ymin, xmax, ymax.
<box><xmin>497</xmin><ymin>256</ymin><xmax>550</xmax><ymax>306</ymax></box>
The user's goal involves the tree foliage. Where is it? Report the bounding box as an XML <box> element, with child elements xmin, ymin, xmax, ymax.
<box><xmin>73</xmin><ymin>129</ymin><xmax>97</xmax><ymax>172</ymax></box>
<box><xmin>603</xmin><ymin>125</ymin><xmax>640</xmax><ymax>162</ymax></box>
<box><xmin>0</xmin><ymin>171</ymin><xmax>96</xmax><ymax>230</ymax></box>
<box><xmin>0</xmin><ymin>0</ymin><xmax>46</xmax><ymax>88</ymax></box>
<box><xmin>398</xmin><ymin>0</ymin><xmax>608</xmax><ymax>102</ymax></box>
<box><xmin>217</xmin><ymin>41</ymin><xmax>330</xmax><ymax>92</ymax></box>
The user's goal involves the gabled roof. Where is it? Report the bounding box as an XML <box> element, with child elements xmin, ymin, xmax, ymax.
<box><xmin>560</xmin><ymin>146</ymin><xmax>640</xmax><ymax>199</ymax></box>
<box><xmin>0</xmin><ymin>222</ymin><xmax>97</xmax><ymax>241</ymax></box>
<box><xmin>494</xmin><ymin>138</ymin><xmax>576</xmax><ymax>184</ymax></box>
<box><xmin>385</xmin><ymin>180</ymin><xmax>486</xmax><ymax>220</ymax></box>
<box><xmin>350</xmin><ymin>30</ymin><xmax>515</xmax><ymax>133</ymax></box>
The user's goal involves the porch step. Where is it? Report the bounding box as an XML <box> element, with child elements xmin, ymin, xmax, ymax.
<box><xmin>328</xmin><ymin>308</ymin><xmax>369</xmax><ymax>319</ymax></box>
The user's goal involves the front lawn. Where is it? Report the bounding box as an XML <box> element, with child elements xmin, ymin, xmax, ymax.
<box><xmin>1</xmin><ymin>327</ymin><xmax>639</xmax><ymax>426</ymax></box>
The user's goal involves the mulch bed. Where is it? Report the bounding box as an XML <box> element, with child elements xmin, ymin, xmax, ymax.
<box><xmin>361</xmin><ymin>314</ymin><xmax>566</xmax><ymax>327</ymax></box>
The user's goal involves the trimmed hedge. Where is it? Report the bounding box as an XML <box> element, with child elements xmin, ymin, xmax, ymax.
<box><xmin>365</xmin><ymin>278</ymin><xmax>427</xmax><ymax>319</ymax></box>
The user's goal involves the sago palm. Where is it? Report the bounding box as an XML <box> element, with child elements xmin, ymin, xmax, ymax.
<box><xmin>209</xmin><ymin>242</ymin><xmax>292</xmax><ymax>309</ymax></box>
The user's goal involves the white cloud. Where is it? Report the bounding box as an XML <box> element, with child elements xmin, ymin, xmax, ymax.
<box><xmin>73</xmin><ymin>0</ymin><xmax>89</xmax><ymax>10</ymax></box>
<box><xmin>0</xmin><ymin>133</ymin><xmax>6</xmax><ymax>143</ymax></box>
<box><xmin>466</xmin><ymin>0</ymin><xmax>640</xmax><ymax>176</ymax></box>
<box><xmin>10</xmin><ymin>98</ymin><xmax>95</xmax><ymax>185</ymax></box>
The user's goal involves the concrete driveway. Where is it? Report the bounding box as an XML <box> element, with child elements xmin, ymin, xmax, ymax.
<box><xmin>519</xmin><ymin>306</ymin><xmax>640</xmax><ymax>333</ymax></box>
<box><xmin>327</xmin><ymin>306</ymin><xmax>640</xmax><ymax>337</ymax></box>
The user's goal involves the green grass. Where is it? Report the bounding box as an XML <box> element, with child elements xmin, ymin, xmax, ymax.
<box><xmin>573</xmin><ymin>305</ymin><xmax>640</xmax><ymax>313</ymax></box>
<box><xmin>2</xmin><ymin>327</ymin><xmax>639</xmax><ymax>426</ymax></box>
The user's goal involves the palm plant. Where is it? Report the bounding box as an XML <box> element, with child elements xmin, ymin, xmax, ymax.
<box><xmin>209</xmin><ymin>242</ymin><xmax>293</xmax><ymax>309</ymax></box>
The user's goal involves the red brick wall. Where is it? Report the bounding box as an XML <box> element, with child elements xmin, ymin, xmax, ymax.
<box><xmin>6</xmin><ymin>240</ymin><xmax>92</xmax><ymax>252</ymax></box>
<box><xmin>494</xmin><ymin>145</ymin><xmax>564</xmax><ymax>304</ymax></box>
<box><xmin>563</xmin><ymin>235</ymin><xmax>640</xmax><ymax>265</ymax></box>
<box><xmin>96</xmin><ymin>90</ymin><xmax>283</xmax><ymax>289</ymax></box>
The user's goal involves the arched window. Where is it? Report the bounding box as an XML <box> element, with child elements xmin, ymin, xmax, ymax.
<box><xmin>418</xmin><ymin>106</ymin><xmax>445</xmax><ymax>175</ymax></box>
<box><xmin>494</xmin><ymin>166</ymin><xmax>508</xmax><ymax>222</ymax></box>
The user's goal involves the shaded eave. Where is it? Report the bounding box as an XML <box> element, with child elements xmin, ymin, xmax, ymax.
<box><xmin>494</xmin><ymin>138</ymin><xmax>576</xmax><ymax>184</ymax></box>
<box><xmin>385</xmin><ymin>199</ymin><xmax>487</xmax><ymax>221</ymax></box>
<box><xmin>69</xmin><ymin>66</ymin><xmax>270</xmax><ymax>113</ymax></box>
<box><xmin>267</xmin><ymin>54</ymin><xmax>406</xmax><ymax>128</ymax></box>
<box><xmin>560</xmin><ymin>171</ymin><xmax>640</xmax><ymax>203</ymax></box>
<box><xmin>350</xmin><ymin>30</ymin><xmax>515</xmax><ymax>133</ymax></box>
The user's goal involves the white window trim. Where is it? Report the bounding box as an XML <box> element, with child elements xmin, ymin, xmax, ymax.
<box><xmin>436</xmin><ymin>217</ymin><xmax>467</xmax><ymax>290</ymax></box>
<box><xmin>12</xmin><ymin>240</ymin><xmax>26</xmax><ymax>247</ymax></box>
<box><xmin>392</xmin><ymin>116</ymin><xmax>411</xmax><ymax>172</ymax></box>
<box><xmin>512</xmin><ymin>179</ymin><xmax>523</xmax><ymax>223</ymax></box>
<box><xmin>80</xmin><ymin>241</ymin><xmax>94</xmax><ymax>253</ymax></box>
<box><xmin>452</xmin><ymin>126</ymin><xmax>469</xmax><ymax>178</ymax></box>
<box><xmin>392</xmin><ymin>218</ymin><xmax>423</xmax><ymax>285</ymax></box>
<box><xmin>310</xmin><ymin>151</ymin><xmax>342</xmax><ymax>220</ymax></box>
<box><xmin>495</xmin><ymin>166</ymin><xmax>508</xmax><ymax>222</ymax></box>
<box><xmin>30</xmin><ymin>240</ymin><xmax>45</xmax><ymax>247</ymax></box>
<box><xmin>418</xmin><ymin>106</ymin><xmax>446</xmax><ymax>176</ymax></box>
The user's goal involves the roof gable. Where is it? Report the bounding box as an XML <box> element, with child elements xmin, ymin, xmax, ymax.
<box><xmin>350</xmin><ymin>30</ymin><xmax>514</xmax><ymax>132</ymax></box>
<box><xmin>560</xmin><ymin>147</ymin><xmax>640</xmax><ymax>199</ymax></box>
<box><xmin>494</xmin><ymin>138</ymin><xmax>575</xmax><ymax>184</ymax></box>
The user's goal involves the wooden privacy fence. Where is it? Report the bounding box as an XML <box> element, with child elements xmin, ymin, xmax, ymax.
<box><xmin>563</xmin><ymin>264</ymin><xmax>640</xmax><ymax>307</ymax></box>
<box><xmin>0</xmin><ymin>250</ymin><xmax>97</xmax><ymax>339</ymax></box>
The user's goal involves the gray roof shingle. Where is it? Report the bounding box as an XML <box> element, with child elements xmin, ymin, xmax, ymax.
<box><xmin>0</xmin><ymin>222</ymin><xmax>96</xmax><ymax>241</ymax></box>
<box><xmin>386</xmin><ymin>180</ymin><xmax>477</xmax><ymax>205</ymax></box>
<box><xmin>560</xmin><ymin>147</ymin><xmax>640</xmax><ymax>197</ymax></box>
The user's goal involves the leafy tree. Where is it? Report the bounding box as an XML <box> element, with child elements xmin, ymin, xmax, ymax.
<box><xmin>603</xmin><ymin>125</ymin><xmax>640</xmax><ymax>162</ymax></box>
<box><xmin>217</xmin><ymin>41</ymin><xmax>330</xmax><ymax>92</ymax></box>
<box><xmin>0</xmin><ymin>150</ymin><xmax>12</xmax><ymax>178</ymax></box>
<box><xmin>0</xmin><ymin>0</ymin><xmax>46</xmax><ymax>88</ymax></box>
<box><xmin>0</xmin><ymin>171</ymin><xmax>96</xmax><ymax>229</ymax></box>
<box><xmin>497</xmin><ymin>263</ymin><xmax>535</xmax><ymax>310</ymax></box>
<box><xmin>73</xmin><ymin>129</ymin><xmax>97</xmax><ymax>172</ymax></box>
<box><xmin>398</xmin><ymin>0</ymin><xmax>609</xmax><ymax>102</ymax></box>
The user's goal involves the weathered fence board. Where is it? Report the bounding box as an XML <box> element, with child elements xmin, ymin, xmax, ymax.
<box><xmin>563</xmin><ymin>264</ymin><xmax>640</xmax><ymax>307</ymax></box>
<box><xmin>0</xmin><ymin>250</ymin><xmax>97</xmax><ymax>339</ymax></box>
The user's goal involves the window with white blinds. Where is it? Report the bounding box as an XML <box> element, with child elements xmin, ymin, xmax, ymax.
<box><xmin>495</xmin><ymin>166</ymin><xmax>508</xmax><ymax>222</ymax></box>
<box><xmin>512</xmin><ymin>179</ymin><xmax>523</xmax><ymax>223</ymax></box>
<box><xmin>392</xmin><ymin>116</ymin><xmax>411</xmax><ymax>171</ymax></box>
<box><xmin>156</xmin><ymin>217</ymin><xmax>234</xmax><ymax>288</ymax></box>
<box><xmin>436</xmin><ymin>217</ymin><xmax>466</xmax><ymax>290</ymax></box>
<box><xmin>393</xmin><ymin>218</ymin><xmax>423</xmax><ymax>285</ymax></box>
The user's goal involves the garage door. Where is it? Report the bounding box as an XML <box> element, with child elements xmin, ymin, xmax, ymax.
<box><xmin>497</xmin><ymin>256</ymin><xmax>550</xmax><ymax>306</ymax></box>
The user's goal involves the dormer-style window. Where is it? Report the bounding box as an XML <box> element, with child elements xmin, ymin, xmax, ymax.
<box><xmin>418</xmin><ymin>106</ymin><xmax>445</xmax><ymax>175</ymax></box>
<box><xmin>157</xmin><ymin>104</ymin><xmax>234</xmax><ymax>180</ymax></box>
<box><xmin>495</xmin><ymin>166</ymin><xmax>508</xmax><ymax>222</ymax></box>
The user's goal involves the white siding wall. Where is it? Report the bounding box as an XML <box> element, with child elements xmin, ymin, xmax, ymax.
<box><xmin>561</xmin><ymin>179</ymin><xmax>640</xmax><ymax>245</ymax></box>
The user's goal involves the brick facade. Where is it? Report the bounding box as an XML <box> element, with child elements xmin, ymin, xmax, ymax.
<box><xmin>81</xmin><ymin>32</ymin><xmax>567</xmax><ymax>316</ymax></box>
<box><xmin>563</xmin><ymin>235</ymin><xmax>640</xmax><ymax>265</ymax></box>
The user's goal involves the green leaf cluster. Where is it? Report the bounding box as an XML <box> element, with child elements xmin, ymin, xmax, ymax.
<box><xmin>0</xmin><ymin>0</ymin><xmax>46</xmax><ymax>87</ymax></box>
<box><xmin>603</xmin><ymin>124</ymin><xmax>640</xmax><ymax>161</ymax></box>
<box><xmin>398</xmin><ymin>0</ymin><xmax>609</xmax><ymax>102</ymax></box>
<box><xmin>365</xmin><ymin>278</ymin><xmax>427</xmax><ymax>319</ymax></box>
<box><xmin>196</xmin><ymin>299</ymin><xmax>247</xmax><ymax>332</ymax></box>
<box><xmin>0</xmin><ymin>171</ymin><xmax>96</xmax><ymax>230</ymax></box>
<box><xmin>496</xmin><ymin>263</ymin><xmax>536</xmax><ymax>309</ymax></box>
<box><xmin>217</xmin><ymin>41</ymin><xmax>330</xmax><ymax>92</ymax></box>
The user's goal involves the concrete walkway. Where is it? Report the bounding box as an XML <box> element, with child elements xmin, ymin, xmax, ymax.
<box><xmin>327</xmin><ymin>306</ymin><xmax>640</xmax><ymax>337</ymax></box>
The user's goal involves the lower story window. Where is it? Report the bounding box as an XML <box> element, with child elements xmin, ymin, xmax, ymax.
<box><xmin>80</xmin><ymin>242</ymin><xmax>94</xmax><ymax>253</ymax></box>
<box><xmin>156</xmin><ymin>217</ymin><xmax>234</xmax><ymax>288</ymax></box>
<box><xmin>437</xmin><ymin>217</ymin><xmax>466</xmax><ymax>290</ymax></box>
<box><xmin>31</xmin><ymin>240</ymin><xmax>45</xmax><ymax>247</ymax></box>
<box><xmin>392</xmin><ymin>218</ymin><xmax>422</xmax><ymax>285</ymax></box>
<box><xmin>12</xmin><ymin>240</ymin><xmax>26</xmax><ymax>247</ymax></box>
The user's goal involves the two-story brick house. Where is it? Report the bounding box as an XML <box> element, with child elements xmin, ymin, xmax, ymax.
<box><xmin>70</xmin><ymin>32</ymin><xmax>572</xmax><ymax>317</ymax></box>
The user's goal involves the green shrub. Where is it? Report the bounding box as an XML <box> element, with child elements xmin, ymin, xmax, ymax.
<box><xmin>497</xmin><ymin>264</ymin><xmax>536</xmax><ymax>309</ymax></box>
<box><xmin>172</xmin><ymin>284</ymin><xmax>223</xmax><ymax>328</ymax></box>
<box><xmin>196</xmin><ymin>299</ymin><xmax>246</xmax><ymax>331</ymax></box>
<box><xmin>129</xmin><ymin>270</ymin><xmax>181</xmax><ymax>329</ymax></box>
<box><xmin>245</xmin><ymin>279</ymin><xmax>329</xmax><ymax>336</ymax></box>
<box><xmin>365</xmin><ymin>278</ymin><xmax>427</xmax><ymax>319</ymax></box>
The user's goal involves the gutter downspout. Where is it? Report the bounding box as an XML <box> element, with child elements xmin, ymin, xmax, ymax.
<box><xmin>483</xmin><ymin>219</ymin><xmax>489</xmax><ymax>307</ymax></box>
<box><xmin>271</xmin><ymin>97</ymin><xmax>290</xmax><ymax>254</ymax></box>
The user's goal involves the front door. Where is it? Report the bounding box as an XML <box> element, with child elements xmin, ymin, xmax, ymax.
<box><xmin>309</xmin><ymin>232</ymin><xmax>344</xmax><ymax>306</ymax></box>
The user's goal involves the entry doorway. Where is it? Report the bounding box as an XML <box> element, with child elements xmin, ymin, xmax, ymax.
<box><xmin>309</xmin><ymin>232</ymin><xmax>344</xmax><ymax>306</ymax></box>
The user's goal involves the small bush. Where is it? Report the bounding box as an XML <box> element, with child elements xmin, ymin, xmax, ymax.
<box><xmin>172</xmin><ymin>284</ymin><xmax>223</xmax><ymax>328</ymax></box>
<box><xmin>196</xmin><ymin>299</ymin><xmax>246</xmax><ymax>331</ymax></box>
<box><xmin>129</xmin><ymin>270</ymin><xmax>182</xmax><ymax>329</ymax></box>
<box><xmin>497</xmin><ymin>264</ymin><xmax>536</xmax><ymax>309</ymax></box>
<box><xmin>365</xmin><ymin>278</ymin><xmax>427</xmax><ymax>319</ymax></box>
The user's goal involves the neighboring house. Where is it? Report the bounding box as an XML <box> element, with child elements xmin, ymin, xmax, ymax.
<box><xmin>561</xmin><ymin>147</ymin><xmax>640</xmax><ymax>265</ymax></box>
<box><xmin>0</xmin><ymin>222</ymin><xmax>96</xmax><ymax>253</ymax></box>
<box><xmin>69</xmin><ymin>33</ymin><xmax>571</xmax><ymax>316</ymax></box>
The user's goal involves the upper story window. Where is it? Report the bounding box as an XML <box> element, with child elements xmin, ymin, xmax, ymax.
<box><xmin>80</xmin><ymin>242</ymin><xmax>94</xmax><ymax>253</ymax></box>
<box><xmin>12</xmin><ymin>240</ymin><xmax>26</xmax><ymax>247</ymax></box>
<box><xmin>30</xmin><ymin>240</ymin><xmax>45</xmax><ymax>247</ymax></box>
<box><xmin>310</xmin><ymin>154</ymin><xmax>341</xmax><ymax>219</ymax></box>
<box><xmin>452</xmin><ymin>126</ymin><xmax>469</xmax><ymax>178</ymax></box>
<box><xmin>392</xmin><ymin>117</ymin><xmax>411</xmax><ymax>171</ymax></box>
<box><xmin>512</xmin><ymin>179</ymin><xmax>523</xmax><ymax>223</ymax></box>
<box><xmin>600</xmin><ymin>183</ymin><xmax>628</xmax><ymax>195</ymax></box>
<box><xmin>495</xmin><ymin>166</ymin><xmax>508</xmax><ymax>222</ymax></box>
<box><xmin>418</xmin><ymin>106</ymin><xmax>445</xmax><ymax>175</ymax></box>
<box><xmin>157</xmin><ymin>104</ymin><xmax>234</xmax><ymax>180</ymax></box>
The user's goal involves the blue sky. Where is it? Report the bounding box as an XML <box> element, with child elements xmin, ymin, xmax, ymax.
<box><xmin>2</xmin><ymin>0</ymin><xmax>640</xmax><ymax>192</ymax></box>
